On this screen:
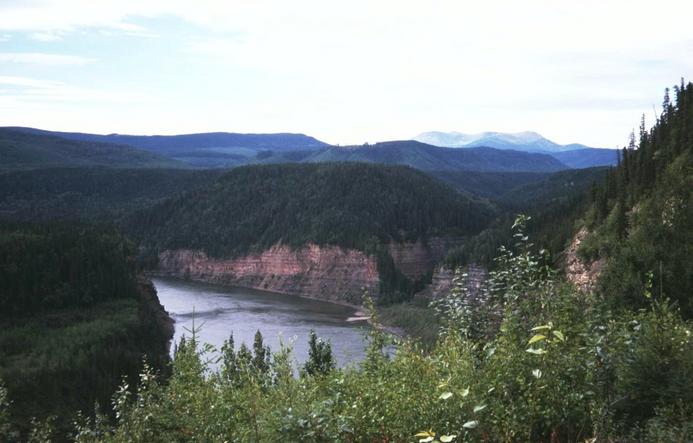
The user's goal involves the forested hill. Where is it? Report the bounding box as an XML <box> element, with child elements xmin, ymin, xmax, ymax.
<box><xmin>578</xmin><ymin>80</ymin><xmax>693</xmax><ymax>317</ymax></box>
<box><xmin>304</xmin><ymin>141</ymin><xmax>568</xmax><ymax>172</ymax></box>
<box><xmin>4</xmin><ymin>127</ymin><xmax>329</xmax><ymax>154</ymax></box>
<box><xmin>0</xmin><ymin>168</ymin><xmax>224</xmax><ymax>221</ymax></box>
<box><xmin>128</xmin><ymin>162</ymin><xmax>496</xmax><ymax>258</ymax></box>
<box><xmin>0</xmin><ymin>223</ymin><xmax>172</xmax><ymax>434</ymax></box>
<box><xmin>5</xmin><ymin>127</ymin><xmax>329</xmax><ymax>168</ymax></box>
<box><xmin>0</xmin><ymin>129</ymin><xmax>185</xmax><ymax>170</ymax></box>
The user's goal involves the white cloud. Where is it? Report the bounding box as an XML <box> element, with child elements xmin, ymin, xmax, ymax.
<box><xmin>0</xmin><ymin>52</ymin><xmax>95</xmax><ymax>66</ymax></box>
<box><xmin>30</xmin><ymin>32</ymin><xmax>63</xmax><ymax>42</ymax></box>
<box><xmin>0</xmin><ymin>1</ymin><xmax>691</xmax><ymax>146</ymax></box>
<box><xmin>0</xmin><ymin>75</ymin><xmax>149</xmax><ymax>104</ymax></box>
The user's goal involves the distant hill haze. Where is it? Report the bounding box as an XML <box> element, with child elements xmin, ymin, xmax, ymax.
<box><xmin>4</xmin><ymin>126</ymin><xmax>329</xmax><ymax>168</ymax></box>
<box><xmin>414</xmin><ymin>131</ymin><xmax>618</xmax><ymax>168</ymax></box>
<box><xmin>414</xmin><ymin>130</ymin><xmax>597</xmax><ymax>152</ymax></box>
<box><xmin>305</xmin><ymin>140</ymin><xmax>568</xmax><ymax>172</ymax></box>
<box><xmin>0</xmin><ymin>128</ymin><xmax>185</xmax><ymax>170</ymax></box>
<box><xmin>1</xmin><ymin>126</ymin><xmax>615</xmax><ymax>170</ymax></box>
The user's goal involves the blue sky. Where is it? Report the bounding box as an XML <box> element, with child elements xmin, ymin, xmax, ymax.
<box><xmin>1</xmin><ymin>1</ymin><xmax>692</xmax><ymax>147</ymax></box>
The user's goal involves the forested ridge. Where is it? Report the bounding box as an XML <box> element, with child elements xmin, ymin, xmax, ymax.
<box><xmin>0</xmin><ymin>129</ymin><xmax>184</xmax><ymax>170</ymax></box>
<box><xmin>0</xmin><ymin>168</ymin><xmax>224</xmax><ymax>222</ymax></box>
<box><xmin>442</xmin><ymin>167</ymin><xmax>607</xmax><ymax>269</ymax></box>
<box><xmin>0</xmin><ymin>224</ymin><xmax>172</xmax><ymax>439</ymax></box>
<box><xmin>128</xmin><ymin>162</ymin><xmax>496</xmax><ymax>258</ymax></box>
<box><xmin>580</xmin><ymin>80</ymin><xmax>693</xmax><ymax>317</ymax></box>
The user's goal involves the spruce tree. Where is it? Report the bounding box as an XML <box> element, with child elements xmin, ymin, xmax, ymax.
<box><xmin>303</xmin><ymin>330</ymin><xmax>335</xmax><ymax>376</ymax></box>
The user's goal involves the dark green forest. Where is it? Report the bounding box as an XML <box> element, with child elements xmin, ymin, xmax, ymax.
<box><xmin>128</xmin><ymin>162</ymin><xmax>496</xmax><ymax>258</ymax></box>
<box><xmin>0</xmin><ymin>224</ymin><xmax>172</xmax><ymax>438</ymax></box>
<box><xmin>0</xmin><ymin>168</ymin><xmax>223</xmax><ymax>222</ymax></box>
<box><xmin>443</xmin><ymin>167</ymin><xmax>608</xmax><ymax>268</ymax></box>
<box><xmin>580</xmin><ymin>79</ymin><xmax>693</xmax><ymax>318</ymax></box>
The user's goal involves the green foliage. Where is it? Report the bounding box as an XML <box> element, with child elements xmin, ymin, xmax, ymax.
<box><xmin>5</xmin><ymin>218</ymin><xmax>684</xmax><ymax>442</ymax></box>
<box><xmin>0</xmin><ymin>380</ymin><xmax>10</xmax><ymax>437</ymax></box>
<box><xmin>0</xmin><ymin>168</ymin><xmax>223</xmax><ymax>223</ymax></box>
<box><xmin>378</xmin><ymin>300</ymin><xmax>440</xmax><ymax>349</ymax></box>
<box><xmin>130</xmin><ymin>162</ymin><xmax>494</xmax><ymax>258</ymax></box>
<box><xmin>0</xmin><ymin>223</ymin><xmax>138</xmax><ymax>317</ymax></box>
<box><xmin>580</xmin><ymin>81</ymin><xmax>693</xmax><ymax>317</ymax></box>
<box><xmin>444</xmin><ymin>168</ymin><xmax>603</xmax><ymax>270</ymax></box>
<box><xmin>0</xmin><ymin>223</ymin><xmax>172</xmax><ymax>437</ymax></box>
<box><xmin>302</xmin><ymin>330</ymin><xmax>335</xmax><ymax>377</ymax></box>
<box><xmin>612</xmin><ymin>301</ymin><xmax>693</xmax><ymax>426</ymax></box>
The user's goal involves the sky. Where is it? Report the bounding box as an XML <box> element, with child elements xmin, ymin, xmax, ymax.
<box><xmin>0</xmin><ymin>1</ymin><xmax>692</xmax><ymax>148</ymax></box>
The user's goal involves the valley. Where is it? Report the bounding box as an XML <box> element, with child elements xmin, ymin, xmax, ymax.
<box><xmin>0</xmin><ymin>83</ymin><xmax>691</xmax><ymax>442</ymax></box>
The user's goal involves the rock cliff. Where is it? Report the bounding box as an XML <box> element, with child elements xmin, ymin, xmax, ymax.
<box><xmin>387</xmin><ymin>237</ymin><xmax>455</xmax><ymax>280</ymax></box>
<box><xmin>156</xmin><ymin>239</ymin><xmax>457</xmax><ymax>305</ymax></box>
<box><xmin>157</xmin><ymin>244</ymin><xmax>380</xmax><ymax>305</ymax></box>
<box><xmin>416</xmin><ymin>263</ymin><xmax>488</xmax><ymax>300</ymax></box>
<box><xmin>564</xmin><ymin>227</ymin><xmax>604</xmax><ymax>293</ymax></box>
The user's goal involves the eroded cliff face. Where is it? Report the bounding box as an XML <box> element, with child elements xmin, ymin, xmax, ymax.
<box><xmin>564</xmin><ymin>227</ymin><xmax>604</xmax><ymax>293</ymax></box>
<box><xmin>387</xmin><ymin>237</ymin><xmax>455</xmax><ymax>280</ymax></box>
<box><xmin>416</xmin><ymin>263</ymin><xmax>487</xmax><ymax>300</ymax></box>
<box><xmin>157</xmin><ymin>244</ymin><xmax>380</xmax><ymax>305</ymax></box>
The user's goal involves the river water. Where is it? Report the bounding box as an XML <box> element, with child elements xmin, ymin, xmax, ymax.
<box><xmin>152</xmin><ymin>277</ymin><xmax>370</xmax><ymax>369</ymax></box>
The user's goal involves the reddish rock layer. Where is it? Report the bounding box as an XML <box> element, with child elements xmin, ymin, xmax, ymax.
<box><xmin>157</xmin><ymin>244</ymin><xmax>380</xmax><ymax>304</ymax></box>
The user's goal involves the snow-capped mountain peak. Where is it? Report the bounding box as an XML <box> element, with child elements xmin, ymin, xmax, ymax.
<box><xmin>413</xmin><ymin>131</ymin><xmax>591</xmax><ymax>153</ymax></box>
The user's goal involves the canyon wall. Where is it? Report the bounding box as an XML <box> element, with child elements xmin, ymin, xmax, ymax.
<box><xmin>157</xmin><ymin>239</ymin><xmax>457</xmax><ymax>305</ymax></box>
<box><xmin>387</xmin><ymin>237</ymin><xmax>455</xmax><ymax>280</ymax></box>
<box><xmin>157</xmin><ymin>244</ymin><xmax>380</xmax><ymax>305</ymax></box>
<box><xmin>416</xmin><ymin>263</ymin><xmax>487</xmax><ymax>300</ymax></box>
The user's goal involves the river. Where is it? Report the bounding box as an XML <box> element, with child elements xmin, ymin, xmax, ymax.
<box><xmin>153</xmin><ymin>277</ymin><xmax>371</xmax><ymax>369</ymax></box>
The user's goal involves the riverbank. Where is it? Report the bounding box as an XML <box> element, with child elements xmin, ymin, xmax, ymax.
<box><xmin>150</xmin><ymin>272</ymin><xmax>433</xmax><ymax>345</ymax></box>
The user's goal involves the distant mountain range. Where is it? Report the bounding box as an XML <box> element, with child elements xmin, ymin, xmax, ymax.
<box><xmin>0</xmin><ymin>126</ymin><xmax>617</xmax><ymax>172</ymax></box>
<box><xmin>414</xmin><ymin>131</ymin><xmax>618</xmax><ymax>168</ymax></box>
<box><xmin>414</xmin><ymin>130</ymin><xmax>596</xmax><ymax>152</ymax></box>
<box><xmin>0</xmin><ymin>128</ymin><xmax>184</xmax><ymax>171</ymax></box>
<box><xmin>4</xmin><ymin>127</ymin><xmax>328</xmax><ymax>168</ymax></box>
<box><xmin>304</xmin><ymin>141</ymin><xmax>566</xmax><ymax>172</ymax></box>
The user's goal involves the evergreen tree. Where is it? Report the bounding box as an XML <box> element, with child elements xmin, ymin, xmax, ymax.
<box><xmin>252</xmin><ymin>330</ymin><xmax>270</xmax><ymax>374</ymax></box>
<box><xmin>302</xmin><ymin>330</ymin><xmax>335</xmax><ymax>376</ymax></box>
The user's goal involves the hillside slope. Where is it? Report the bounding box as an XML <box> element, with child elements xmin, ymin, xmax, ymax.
<box><xmin>577</xmin><ymin>81</ymin><xmax>693</xmax><ymax>317</ymax></box>
<box><xmin>304</xmin><ymin>141</ymin><xmax>567</xmax><ymax>172</ymax></box>
<box><xmin>550</xmin><ymin>148</ymin><xmax>618</xmax><ymax>168</ymax></box>
<box><xmin>129</xmin><ymin>163</ymin><xmax>496</xmax><ymax>302</ymax></box>
<box><xmin>0</xmin><ymin>223</ymin><xmax>172</xmax><ymax>434</ymax></box>
<box><xmin>0</xmin><ymin>168</ymin><xmax>223</xmax><ymax>221</ymax></box>
<box><xmin>5</xmin><ymin>127</ymin><xmax>329</xmax><ymax>168</ymax></box>
<box><xmin>130</xmin><ymin>162</ymin><xmax>494</xmax><ymax>257</ymax></box>
<box><xmin>0</xmin><ymin>129</ymin><xmax>185</xmax><ymax>170</ymax></box>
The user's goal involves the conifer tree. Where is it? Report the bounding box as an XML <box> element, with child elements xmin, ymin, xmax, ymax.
<box><xmin>302</xmin><ymin>330</ymin><xmax>335</xmax><ymax>376</ymax></box>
